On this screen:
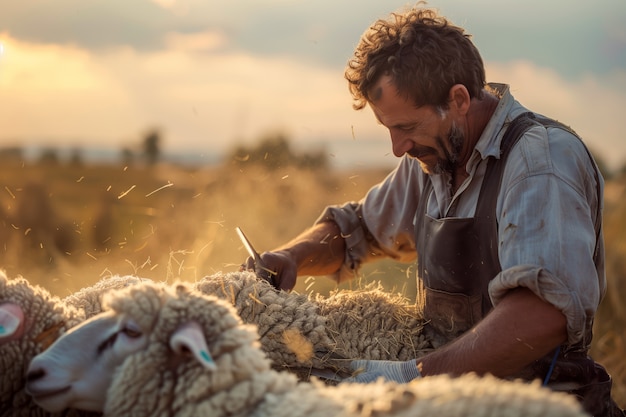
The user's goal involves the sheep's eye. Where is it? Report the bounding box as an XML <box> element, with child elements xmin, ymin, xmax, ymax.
<box><xmin>121</xmin><ymin>323</ymin><xmax>142</xmax><ymax>338</ymax></box>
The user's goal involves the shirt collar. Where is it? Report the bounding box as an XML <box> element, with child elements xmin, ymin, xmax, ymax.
<box><xmin>472</xmin><ymin>82</ymin><xmax>515</xmax><ymax>161</ymax></box>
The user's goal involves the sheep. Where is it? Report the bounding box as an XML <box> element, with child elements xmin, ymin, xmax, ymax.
<box><xmin>193</xmin><ymin>271</ymin><xmax>335</xmax><ymax>370</ymax></box>
<box><xmin>314</xmin><ymin>282</ymin><xmax>441</xmax><ymax>359</ymax></box>
<box><xmin>0</xmin><ymin>270</ymin><xmax>144</xmax><ymax>416</ymax></box>
<box><xmin>194</xmin><ymin>271</ymin><xmax>438</xmax><ymax>380</ymax></box>
<box><xmin>0</xmin><ymin>270</ymin><xmax>94</xmax><ymax>417</ymax></box>
<box><xmin>25</xmin><ymin>280</ymin><xmax>590</xmax><ymax>417</ymax></box>
<box><xmin>63</xmin><ymin>274</ymin><xmax>150</xmax><ymax>318</ymax></box>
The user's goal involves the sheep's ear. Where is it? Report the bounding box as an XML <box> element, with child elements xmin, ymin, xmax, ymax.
<box><xmin>169</xmin><ymin>321</ymin><xmax>216</xmax><ymax>371</ymax></box>
<box><xmin>0</xmin><ymin>302</ymin><xmax>24</xmax><ymax>341</ymax></box>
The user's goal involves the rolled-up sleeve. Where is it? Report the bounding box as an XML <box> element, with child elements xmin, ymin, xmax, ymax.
<box><xmin>315</xmin><ymin>202</ymin><xmax>371</xmax><ymax>283</ymax></box>
<box><xmin>315</xmin><ymin>157</ymin><xmax>422</xmax><ymax>283</ymax></box>
<box><xmin>489</xmin><ymin>125</ymin><xmax>604</xmax><ymax>347</ymax></box>
<box><xmin>490</xmin><ymin>265</ymin><xmax>590</xmax><ymax>346</ymax></box>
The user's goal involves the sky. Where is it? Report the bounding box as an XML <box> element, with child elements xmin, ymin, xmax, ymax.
<box><xmin>1</xmin><ymin>0</ymin><xmax>625</xmax><ymax>170</ymax></box>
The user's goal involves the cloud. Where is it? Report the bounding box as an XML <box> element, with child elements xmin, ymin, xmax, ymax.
<box><xmin>151</xmin><ymin>0</ymin><xmax>177</xmax><ymax>9</ymax></box>
<box><xmin>0</xmin><ymin>34</ymin><xmax>140</xmax><ymax>143</ymax></box>
<box><xmin>0</xmin><ymin>0</ymin><xmax>172</xmax><ymax>50</ymax></box>
<box><xmin>486</xmin><ymin>60</ymin><xmax>626</xmax><ymax>170</ymax></box>
<box><xmin>163</xmin><ymin>30</ymin><xmax>229</xmax><ymax>52</ymax></box>
<box><xmin>1</xmin><ymin>28</ymin><xmax>624</xmax><ymax>171</ymax></box>
<box><xmin>0</xmin><ymin>32</ymin><xmax>364</xmax><ymax>154</ymax></box>
<box><xmin>1</xmin><ymin>0</ymin><xmax>624</xmax><ymax>79</ymax></box>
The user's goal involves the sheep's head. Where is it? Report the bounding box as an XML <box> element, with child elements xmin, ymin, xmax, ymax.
<box><xmin>1</xmin><ymin>270</ymin><xmax>83</xmax><ymax>411</ymax></box>
<box><xmin>25</xmin><ymin>281</ymin><xmax>269</xmax><ymax>414</ymax></box>
<box><xmin>1</xmin><ymin>271</ymin><xmax>80</xmax><ymax>348</ymax></box>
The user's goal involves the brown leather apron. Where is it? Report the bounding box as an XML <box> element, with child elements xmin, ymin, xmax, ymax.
<box><xmin>415</xmin><ymin>113</ymin><xmax>624</xmax><ymax>416</ymax></box>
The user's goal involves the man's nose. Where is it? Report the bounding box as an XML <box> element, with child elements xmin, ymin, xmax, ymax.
<box><xmin>390</xmin><ymin>132</ymin><xmax>413</xmax><ymax>157</ymax></box>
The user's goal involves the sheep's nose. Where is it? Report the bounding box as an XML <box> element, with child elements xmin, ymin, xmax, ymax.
<box><xmin>26</xmin><ymin>366</ymin><xmax>47</xmax><ymax>383</ymax></box>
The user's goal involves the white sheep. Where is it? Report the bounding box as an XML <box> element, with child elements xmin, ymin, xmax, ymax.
<box><xmin>0</xmin><ymin>270</ymin><xmax>94</xmax><ymax>417</ymax></box>
<box><xmin>0</xmin><ymin>270</ymin><xmax>143</xmax><ymax>417</ymax></box>
<box><xmin>194</xmin><ymin>271</ymin><xmax>334</xmax><ymax>370</ymax></box>
<box><xmin>314</xmin><ymin>282</ymin><xmax>440</xmax><ymax>359</ymax></box>
<box><xmin>63</xmin><ymin>274</ymin><xmax>149</xmax><ymax>318</ymax></box>
<box><xmin>25</xmin><ymin>280</ymin><xmax>590</xmax><ymax>417</ymax></box>
<box><xmin>194</xmin><ymin>271</ymin><xmax>436</xmax><ymax>379</ymax></box>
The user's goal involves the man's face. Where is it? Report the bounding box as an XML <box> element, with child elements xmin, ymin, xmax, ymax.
<box><xmin>368</xmin><ymin>75</ymin><xmax>464</xmax><ymax>175</ymax></box>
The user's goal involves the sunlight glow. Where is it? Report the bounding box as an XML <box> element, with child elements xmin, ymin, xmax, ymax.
<box><xmin>151</xmin><ymin>0</ymin><xmax>177</xmax><ymax>9</ymax></box>
<box><xmin>164</xmin><ymin>30</ymin><xmax>227</xmax><ymax>52</ymax></box>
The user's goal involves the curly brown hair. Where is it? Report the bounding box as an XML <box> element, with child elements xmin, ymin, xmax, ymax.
<box><xmin>345</xmin><ymin>4</ymin><xmax>485</xmax><ymax>110</ymax></box>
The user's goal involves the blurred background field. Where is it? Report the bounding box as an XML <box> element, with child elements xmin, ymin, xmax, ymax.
<box><xmin>0</xmin><ymin>140</ymin><xmax>624</xmax><ymax>407</ymax></box>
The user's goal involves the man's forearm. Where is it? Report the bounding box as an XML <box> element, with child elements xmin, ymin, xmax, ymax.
<box><xmin>276</xmin><ymin>221</ymin><xmax>346</xmax><ymax>276</ymax></box>
<box><xmin>418</xmin><ymin>287</ymin><xmax>568</xmax><ymax>378</ymax></box>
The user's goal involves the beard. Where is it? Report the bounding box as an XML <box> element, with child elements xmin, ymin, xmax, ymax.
<box><xmin>409</xmin><ymin>122</ymin><xmax>465</xmax><ymax>175</ymax></box>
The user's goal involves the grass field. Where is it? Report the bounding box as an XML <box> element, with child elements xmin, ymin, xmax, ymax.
<box><xmin>1</xmin><ymin>158</ymin><xmax>624</xmax><ymax>407</ymax></box>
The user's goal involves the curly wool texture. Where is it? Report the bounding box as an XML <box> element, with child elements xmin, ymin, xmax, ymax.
<box><xmin>63</xmin><ymin>274</ymin><xmax>151</xmax><ymax>318</ymax></box>
<box><xmin>99</xmin><ymin>281</ymin><xmax>589</xmax><ymax>417</ymax></box>
<box><xmin>315</xmin><ymin>283</ymin><xmax>437</xmax><ymax>361</ymax></box>
<box><xmin>256</xmin><ymin>373</ymin><xmax>591</xmax><ymax>417</ymax></box>
<box><xmin>194</xmin><ymin>271</ymin><xmax>332</xmax><ymax>369</ymax></box>
<box><xmin>0</xmin><ymin>271</ymin><xmax>98</xmax><ymax>417</ymax></box>
<box><xmin>194</xmin><ymin>272</ymin><xmax>437</xmax><ymax>375</ymax></box>
<box><xmin>102</xmin><ymin>281</ymin><xmax>296</xmax><ymax>416</ymax></box>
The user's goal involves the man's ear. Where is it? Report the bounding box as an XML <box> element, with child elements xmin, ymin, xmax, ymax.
<box><xmin>448</xmin><ymin>84</ymin><xmax>471</xmax><ymax>116</ymax></box>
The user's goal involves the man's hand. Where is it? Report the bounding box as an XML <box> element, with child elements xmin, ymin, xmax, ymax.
<box><xmin>241</xmin><ymin>250</ymin><xmax>298</xmax><ymax>291</ymax></box>
<box><xmin>240</xmin><ymin>221</ymin><xmax>346</xmax><ymax>292</ymax></box>
<box><xmin>344</xmin><ymin>359</ymin><xmax>421</xmax><ymax>384</ymax></box>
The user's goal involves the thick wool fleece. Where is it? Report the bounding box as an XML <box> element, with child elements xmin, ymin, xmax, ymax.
<box><xmin>254</xmin><ymin>373</ymin><xmax>591</xmax><ymax>417</ymax></box>
<box><xmin>0</xmin><ymin>271</ymin><xmax>98</xmax><ymax>417</ymax></box>
<box><xmin>194</xmin><ymin>271</ymin><xmax>333</xmax><ymax>368</ymax></box>
<box><xmin>102</xmin><ymin>282</ymin><xmax>298</xmax><ymax>416</ymax></box>
<box><xmin>99</xmin><ymin>282</ymin><xmax>589</xmax><ymax>417</ymax></box>
<box><xmin>195</xmin><ymin>272</ymin><xmax>437</xmax><ymax>374</ymax></box>
<box><xmin>315</xmin><ymin>283</ymin><xmax>438</xmax><ymax>361</ymax></box>
<box><xmin>63</xmin><ymin>275</ymin><xmax>150</xmax><ymax>318</ymax></box>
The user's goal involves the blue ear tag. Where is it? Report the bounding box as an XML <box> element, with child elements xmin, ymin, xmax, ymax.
<box><xmin>169</xmin><ymin>321</ymin><xmax>216</xmax><ymax>370</ymax></box>
<box><xmin>200</xmin><ymin>350</ymin><xmax>214</xmax><ymax>364</ymax></box>
<box><xmin>0</xmin><ymin>325</ymin><xmax>5</xmax><ymax>334</ymax></box>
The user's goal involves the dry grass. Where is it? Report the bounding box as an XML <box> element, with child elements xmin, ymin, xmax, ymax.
<box><xmin>591</xmin><ymin>176</ymin><xmax>626</xmax><ymax>407</ymax></box>
<box><xmin>1</xmin><ymin>159</ymin><xmax>624</xmax><ymax>407</ymax></box>
<box><xmin>0</xmin><ymin>160</ymin><xmax>396</xmax><ymax>295</ymax></box>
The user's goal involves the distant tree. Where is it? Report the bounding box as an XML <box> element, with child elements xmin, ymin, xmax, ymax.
<box><xmin>143</xmin><ymin>129</ymin><xmax>162</xmax><ymax>165</ymax></box>
<box><xmin>255</xmin><ymin>133</ymin><xmax>292</xmax><ymax>169</ymax></box>
<box><xmin>39</xmin><ymin>148</ymin><xmax>60</xmax><ymax>165</ymax></box>
<box><xmin>121</xmin><ymin>147</ymin><xmax>134</xmax><ymax>167</ymax></box>
<box><xmin>228</xmin><ymin>131</ymin><xmax>328</xmax><ymax>171</ymax></box>
<box><xmin>296</xmin><ymin>148</ymin><xmax>329</xmax><ymax>170</ymax></box>
<box><xmin>0</xmin><ymin>146</ymin><xmax>24</xmax><ymax>162</ymax></box>
<box><xmin>69</xmin><ymin>148</ymin><xmax>83</xmax><ymax>166</ymax></box>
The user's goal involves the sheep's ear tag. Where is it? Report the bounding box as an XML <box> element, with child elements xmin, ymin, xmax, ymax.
<box><xmin>170</xmin><ymin>321</ymin><xmax>217</xmax><ymax>371</ymax></box>
<box><xmin>0</xmin><ymin>303</ymin><xmax>23</xmax><ymax>338</ymax></box>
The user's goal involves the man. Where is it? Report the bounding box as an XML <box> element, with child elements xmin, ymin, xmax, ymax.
<box><xmin>242</xmin><ymin>5</ymin><xmax>624</xmax><ymax>416</ymax></box>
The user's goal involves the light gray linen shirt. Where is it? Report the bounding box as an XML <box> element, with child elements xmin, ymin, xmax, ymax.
<box><xmin>316</xmin><ymin>83</ymin><xmax>605</xmax><ymax>347</ymax></box>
